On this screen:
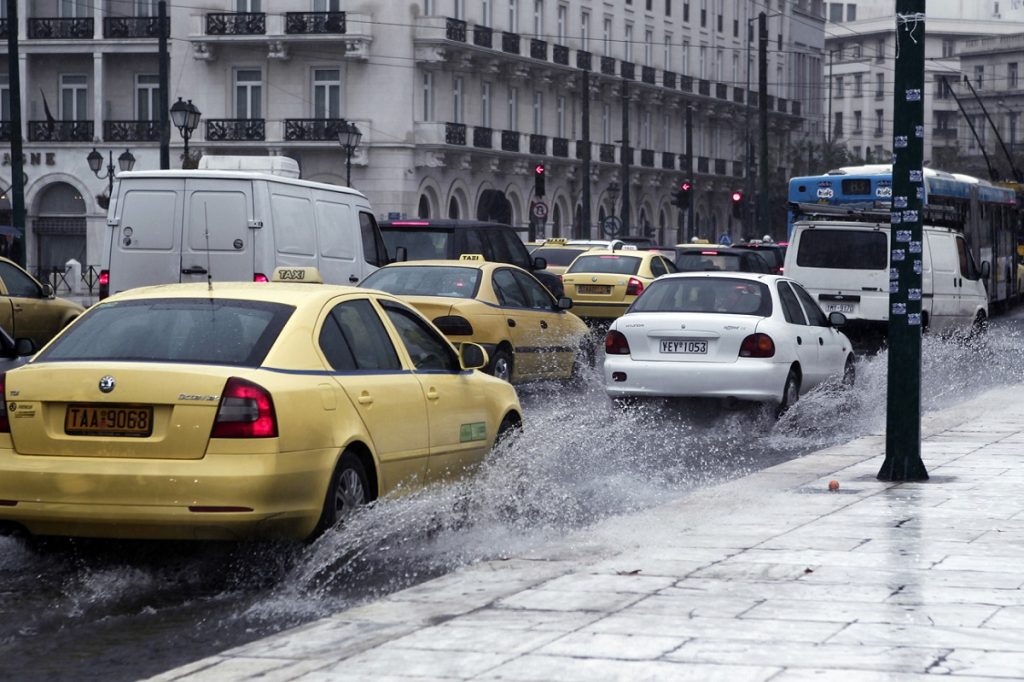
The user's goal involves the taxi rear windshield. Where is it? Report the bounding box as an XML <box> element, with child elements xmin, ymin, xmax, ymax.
<box><xmin>567</xmin><ymin>254</ymin><xmax>641</xmax><ymax>275</ymax></box>
<box><xmin>676</xmin><ymin>252</ymin><xmax>745</xmax><ymax>271</ymax></box>
<box><xmin>796</xmin><ymin>229</ymin><xmax>888</xmax><ymax>270</ymax></box>
<box><xmin>533</xmin><ymin>247</ymin><xmax>587</xmax><ymax>266</ymax></box>
<box><xmin>36</xmin><ymin>298</ymin><xmax>293</xmax><ymax>367</ymax></box>
<box><xmin>630</xmin><ymin>278</ymin><xmax>772</xmax><ymax>316</ymax></box>
<box><xmin>361</xmin><ymin>266</ymin><xmax>481</xmax><ymax>299</ymax></box>
<box><xmin>381</xmin><ymin>228</ymin><xmax>452</xmax><ymax>260</ymax></box>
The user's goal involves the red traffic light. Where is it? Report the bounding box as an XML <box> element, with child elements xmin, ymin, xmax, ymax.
<box><xmin>680</xmin><ymin>181</ymin><xmax>692</xmax><ymax>192</ymax></box>
<box><xmin>730</xmin><ymin>190</ymin><xmax>744</xmax><ymax>203</ymax></box>
<box><xmin>535</xmin><ymin>164</ymin><xmax>545</xmax><ymax>175</ymax></box>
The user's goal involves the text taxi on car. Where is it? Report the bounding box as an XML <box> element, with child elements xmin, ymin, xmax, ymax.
<box><xmin>0</xmin><ymin>267</ymin><xmax>522</xmax><ymax>542</ymax></box>
<box><xmin>0</xmin><ymin>257</ymin><xmax>84</xmax><ymax>349</ymax></box>
<box><xmin>361</xmin><ymin>255</ymin><xmax>591</xmax><ymax>383</ymax></box>
<box><xmin>561</xmin><ymin>248</ymin><xmax>677</xmax><ymax>324</ymax></box>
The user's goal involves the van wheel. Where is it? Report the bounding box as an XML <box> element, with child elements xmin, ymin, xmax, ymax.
<box><xmin>842</xmin><ymin>355</ymin><xmax>856</xmax><ymax>387</ymax></box>
<box><xmin>777</xmin><ymin>369</ymin><xmax>800</xmax><ymax>418</ymax></box>
<box><xmin>315</xmin><ymin>452</ymin><xmax>369</xmax><ymax>535</ymax></box>
<box><xmin>488</xmin><ymin>348</ymin><xmax>514</xmax><ymax>383</ymax></box>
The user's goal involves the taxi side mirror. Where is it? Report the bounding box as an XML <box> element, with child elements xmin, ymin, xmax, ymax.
<box><xmin>532</xmin><ymin>256</ymin><xmax>547</xmax><ymax>270</ymax></box>
<box><xmin>556</xmin><ymin>296</ymin><xmax>573</xmax><ymax>310</ymax></box>
<box><xmin>14</xmin><ymin>338</ymin><xmax>35</xmax><ymax>356</ymax></box>
<box><xmin>41</xmin><ymin>283</ymin><xmax>55</xmax><ymax>299</ymax></box>
<box><xmin>828</xmin><ymin>312</ymin><xmax>847</xmax><ymax>327</ymax></box>
<box><xmin>459</xmin><ymin>342</ymin><xmax>488</xmax><ymax>371</ymax></box>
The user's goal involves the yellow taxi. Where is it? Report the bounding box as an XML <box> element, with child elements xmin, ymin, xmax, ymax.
<box><xmin>0</xmin><ymin>267</ymin><xmax>522</xmax><ymax>541</ymax></box>
<box><xmin>562</xmin><ymin>248</ymin><xmax>677</xmax><ymax>322</ymax></box>
<box><xmin>361</xmin><ymin>256</ymin><xmax>591</xmax><ymax>383</ymax></box>
<box><xmin>0</xmin><ymin>257</ymin><xmax>84</xmax><ymax>349</ymax></box>
<box><xmin>529</xmin><ymin>239</ymin><xmax>601</xmax><ymax>276</ymax></box>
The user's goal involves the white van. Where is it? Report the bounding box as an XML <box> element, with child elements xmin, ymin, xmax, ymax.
<box><xmin>99</xmin><ymin>156</ymin><xmax>388</xmax><ymax>298</ymax></box>
<box><xmin>784</xmin><ymin>220</ymin><xmax>990</xmax><ymax>344</ymax></box>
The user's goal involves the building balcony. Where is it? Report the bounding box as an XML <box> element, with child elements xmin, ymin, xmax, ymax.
<box><xmin>680</xmin><ymin>76</ymin><xmax>693</xmax><ymax>92</ymax></box>
<box><xmin>206</xmin><ymin>12</ymin><xmax>266</xmax><ymax>35</ymax></box>
<box><xmin>473</xmin><ymin>24</ymin><xmax>492</xmax><ymax>48</ymax></box>
<box><xmin>530</xmin><ymin>38</ymin><xmax>547</xmax><ymax>61</ymax></box>
<box><xmin>529</xmin><ymin>134</ymin><xmax>547</xmax><ymax>155</ymax></box>
<box><xmin>641</xmin><ymin>66</ymin><xmax>656</xmax><ymax>84</ymax></box>
<box><xmin>716</xmin><ymin>83</ymin><xmax>728</xmax><ymax>100</ymax></box>
<box><xmin>576</xmin><ymin>50</ymin><xmax>591</xmax><ymax>70</ymax></box>
<box><xmin>29</xmin><ymin>120</ymin><xmax>93</xmax><ymax>142</ymax></box>
<box><xmin>444</xmin><ymin>17</ymin><xmax>467</xmax><ymax>42</ymax></box>
<box><xmin>552</xmin><ymin>44</ymin><xmax>569</xmax><ymax>65</ymax></box>
<box><xmin>473</xmin><ymin>126</ymin><xmax>493</xmax><ymax>148</ymax></box>
<box><xmin>734</xmin><ymin>161</ymin><xmax>745</xmax><ymax>177</ymax></box>
<box><xmin>0</xmin><ymin>120</ymin><xmax>11</xmax><ymax>142</ymax></box>
<box><xmin>640</xmin><ymin>149</ymin><xmax>655</xmax><ymax>167</ymax></box>
<box><xmin>104</xmin><ymin>120</ymin><xmax>161</xmax><ymax>142</ymax></box>
<box><xmin>283</xmin><ymin>118</ymin><xmax>349</xmax><ymax>141</ymax></box>
<box><xmin>600</xmin><ymin>56</ymin><xmax>616</xmax><ymax>76</ymax></box>
<box><xmin>206</xmin><ymin>118</ymin><xmax>265</xmax><ymax>142</ymax></box>
<box><xmin>575</xmin><ymin>141</ymin><xmax>589</xmax><ymax>159</ymax></box>
<box><xmin>733</xmin><ymin>88</ymin><xmax>745</xmax><ymax>104</ymax></box>
<box><xmin>621</xmin><ymin>147</ymin><xmax>634</xmax><ymax>165</ymax></box>
<box><xmin>552</xmin><ymin>137</ymin><xmax>569</xmax><ymax>157</ymax></box>
<box><xmin>446</xmin><ymin>122</ymin><xmax>467</xmax><ymax>145</ymax></box>
<box><xmin>28</xmin><ymin>18</ymin><xmax>93</xmax><ymax>39</ymax></box>
<box><xmin>662</xmin><ymin>151</ymin><xmax>676</xmax><ymax>170</ymax></box>
<box><xmin>192</xmin><ymin>12</ymin><xmax>367</xmax><ymax>61</ymax></box>
<box><xmin>714</xmin><ymin>158</ymin><xmax>727</xmax><ymax>175</ymax></box>
<box><xmin>501</xmin><ymin>31</ymin><xmax>520</xmax><ymax>55</ymax></box>
<box><xmin>500</xmin><ymin>129</ymin><xmax>520</xmax><ymax>152</ymax></box>
<box><xmin>698</xmin><ymin>80</ymin><xmax>711</xmax><ymax>96</ymax></box>
<box><xmin>284</xmin><ymin>12</ymin><xmax>346</xmax><ymax>34</ymax></box>
<box><xmin>663</xmin><ymin>71</ymin><xmax>677</xmax><ymax>89</ymax></box>
<box><xmin>697</xmin><ymin>156</ymin><xmax>709</xmax><ymax>173</ymax></box>
<box><xmin>620</xmin><ymin>61</ymin><xmax>635</xmax><ymax>80</ymax></box>
<box><xmin>103</xmin><ymin>16</ymin><xmax>166</xmax><ymax>39</ymax></box>
<box><xmin>599</xmin><ymin>143</ymin><xmax>615</xmax><ymax>163</ymax></box>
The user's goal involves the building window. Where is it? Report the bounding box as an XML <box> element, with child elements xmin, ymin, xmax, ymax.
<box><xmin>481</xmin><ymin>81</ymin><xmax>492</xmax><ymax>127</ymax></box>
<box><xmin>135</xmin><ymin>74</ymin><xmax>160</xmax><ymax>121</ymax></box>
<box><xmin>235</xmin><ymin>69</ymin><xmax>262</xmax><ymax>119</ymax></box>
<box><xmin>1010</xmin><ymin>62</ymin><xmax>1019</xmax><ymax>90</ymax></box>
<box><xmin>935</xmin><ymin>76</ymin><xmax>950</xmax><ymax>100</ymax></box>
<box><xmin>602</xmin><ymin>103</ymin><xmax>611</xmax><ymax>143</ymax></box>
<box><xmin>580</xmin><ymin>10</ymin><xmax>589</xmax><ymax>49</ymax></box>
<box><xmin>682</xmin><ymin>40</ymin><xmax>689</xmax><ymax>74</ymax></box>
<box><xmin>699</xmin><ymin>45</ymin><xmax>706</xmax><ymax>79</ymax></box>
<box><xmin>876</xmin><ymin>38</ymin><xmax>885</xmax><ymax>62</ymax></box>
<box><xmin>0</xmin><ymin>74</ymin><xmax>9</xmax><ymax>121</ymax></box>
<box><xmin>135</xmin><ymin>0</ymin><xmax>160</xmax><ymax>16</ymax></box>
<box><xmin>533</xmin><ymin>0</ymin><xmax>543</xmax><ymax>36</ymax></box>
<box><xmin>557</xmin><ymin>4</ymin><xmax>566</xmax><ymax>42</ymax></box>
<box><xmin>60</xmin><ymin>0</ymin><xmax>90</xmax><ymax>17</ymax></box>
<box><xmin>557</xmin><ymin>95</ymin><xmax>566</xmax><ymax>137</ymax></box>
<box><xmin>60</xmin><ymin>74</ymin><xmax>88</xmax><ymax>120</ymax></box>
<box><xmin>482</xmin><ymin>0</ymin><xmax>492</xmax><ymax>25</ymax></box>
<box><xmin>602</xmin><ymin>17</ymin><xmax>612</xmax><ymax>54</ymax></box>
<box><xmin>846</xmin><ymin>2</ymin><xmax>856</xmax><ymax>20</ymax></box>
<box><xmin>312</xmin><ymin>68</ymin><xmax>341</xmax><ymax>119</ymax></box>
<box><xmin>942</xmin><ymin>39</ymin><xmax>955</xmax><ymax>58</ymax></box>
<box><xmin>853</xmin><ymin>110</ymin><xmax>862</xmax><ymax>133</ymax></box>
<box><xmin>508</xmin><ymin>0</ymin><xmax>518</xmax><ymax>31</ymax></box>
<box><xmin>453</xmin><ymin>76</ymin><xmax>464</xmax><ymax>124</ymax></box>
<box><xmin>875</xmin><ymin>73</ymin><xmax>884</xmax><ymax>98</ymax></box>
<box><xmin>507</xmin><ymin>86</ymin><xmax>518</xmax><ymax>129</ymax></box>
<box><xmin>875</xmin><ymin>109</ymin><xmax>883</xmax><ymax>134</ymax></box>
<box><xmin>236</xmin><ymin>0</ymin><xmax>261</xmax><ymax>11</ymax></box>
<box><xmin>641</xmin><ymin>110</ymin><xmax>651</xmax><ymax>148</ymax></box>
<box><xmin>666</xmin><ymin>0</ymin><xmax>671</xmax><ymax>17</ymax></box>
<box><xmin>624</xmin><ymin>23</ymin><xmax>633</xmax><ymax>61</ymax></box>
<box><xmin>422</xmin><ymin>71</ymin><xmax>434</xmax><ymax>121</ymax></box>
<box><xmin>644</xmin><ymin>29</ymin><xmax>653</xmax><ymax>66</ymax></box>
<box><xmin>854</xmin><ymin>73</ymin><xmax>863</xmax><ymax>96</ymax></box>
<box><xmin>453</xmin><ymin>0</ymin><xmax>465</xmax><ymax>20</ymax></box>
<box><xmin>683</xmin><ymin>1</ymin><xmax>689</xmax><ymax>22</ymax></box>
<box><xmin>700</xmin><ymin>0</ymin><xmax>707</xmax><ymax>27</ymax></box>
<box><xmin>975</xmin><ymin>65</ymin><xmax>984</xmax><ymax>89</ymax></box>
<box><xmin>532</xmin><ymin>91</ymin><xmax>542</xmax><ymax>133</ymax></box>
<box><xmin>851</xmin><ymin>43</ymin><xmax>861</xmax><ymax>59</ymax></box>
<box><xmin>835</xmin><ymin>75</ymin><xmax>844</xmax><ymax>98</ymax></box>
<box><xmin>829</xmin><ymin>3</ymin><xmax>842</xmax><ymax>22</ymax></box>
<box><xmin>664</xmin><ymin>32</ymin><xmax>672</xmax><ymax>70</ymax></box>
<box><xmin>833</xmin><ymin>112</ymin><xmax>843</xmax><ymax>137</ymax></box>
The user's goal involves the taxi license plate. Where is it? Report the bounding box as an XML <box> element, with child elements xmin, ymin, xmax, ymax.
<box><xmin>577</xmin><ymin>284</ymin><xmax>611</xmax><ymax>295</ymax></box>
<box><xmin>825</xmin><ymin>303</ymin><xmax>854</xmax><ymax>313</ymax></box>
<box><xmin>65</xmin><ymin>404</ymin><xmax>154</xmax><ymax>437</ymax></box>
<box><xmin>660</xmin><ymin>340</ymin><xmax>708</xmax><ymax>354</ymax></box>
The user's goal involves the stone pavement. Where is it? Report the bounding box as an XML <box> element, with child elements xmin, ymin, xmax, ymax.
<box><xmin>151</xmin><ymin>385</ymin><xmax>1024</xmax><ymax>681</ymax></box>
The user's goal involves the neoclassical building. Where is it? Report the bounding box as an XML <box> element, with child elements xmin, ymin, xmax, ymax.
<box><xmin>0</xmin><ymin>0</ymin><xmax>824</xmax><ymax>279</ymax></box>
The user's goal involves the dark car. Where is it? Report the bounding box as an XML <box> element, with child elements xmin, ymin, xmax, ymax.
<box><xmin>674</xmin><ymin>247</ymin><xmax>773</xmax><ymax>273</ymax></box>
<box><xmin>380</xmin><ymin>219</ymin><xmax>564</xmax><ymax>297</ymax></box>
<box><xmin>733</xmin><ymin>242</ymin><xmax>788</xmax><ymax>274</ymax></box>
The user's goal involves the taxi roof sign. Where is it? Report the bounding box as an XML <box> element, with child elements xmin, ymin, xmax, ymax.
<box><xmin>271</xmin><ymin>266</ymin><xmax>324</xmax><ymax>283</ymax></box>
<box><xmin>459</xmin><ymin>254</ymin><xmax>485</xmax><ymax>261</ymax></box>
<box><xmin>544</xmin><ymin>238</ymin><xmax>568</xmax><ymax>245</ymax></box>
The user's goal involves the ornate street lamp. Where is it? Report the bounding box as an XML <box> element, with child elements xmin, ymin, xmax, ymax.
<box><xmin>170</xmin><ymin>97</ymin><xmax>202</xmax><ymax>168</ymax></box>
<box><xmin>338</xmin><ymin>122</ymin><xmax>363</xmax><ymax>187</ymax></box>
<box><xmin>87</xmin><ymin>147</ymin><xmax>136</xmax><ymax>200</ymax></box>
<box><xmin>607</xmin><ymin>180</ymin><xmax>620</xmax><ymax>215</ymax></box>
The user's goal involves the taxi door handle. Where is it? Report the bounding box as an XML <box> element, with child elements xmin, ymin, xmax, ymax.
<box><xmin>540</xmin><ymin>320</ymin><xmax>548</xmax><ymax>329</ymax></box>
<box><xmin>357</xmin><ymin>392</ymin><xmax>373</xmax><ymax>405</ymax></box>
<box><xmin>426</xmin><ymin>388</ymin><xmax>440</xmax><ymax>401</ymax></box>
<box><xmin>507</xmin><ymin>319</ymin><xmax>517</xmax><ymax>328</ymax></box>
<box><xmin>11</xmin><ymin>304</ymin><xmax>22</xmax><ymax>312</ymax></box>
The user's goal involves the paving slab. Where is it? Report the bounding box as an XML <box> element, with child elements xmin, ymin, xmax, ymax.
<box><xmin>146</xmin><ymin>385</ymin><xmax>1024</xmax><ymax>681</ymax></box>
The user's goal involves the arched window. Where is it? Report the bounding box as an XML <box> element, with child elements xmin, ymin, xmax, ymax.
<box><xmin>448</xmin><ymin>196</ymin><xmax>460</xmax><ymax>219</ymax></box>
<box><xmin>34</xmin><ymin>182</ymin><xmax>86</xmax><ymax>270</ymax></box>
<box><xmin>417</xmin><ymin>194</ymin><xmax>430</xmax><ymax>218</ymax></box>
<box><xmin>552</xmin><ymin>204</ymin><xmax>561</xmax><ymax>238</ymax></box>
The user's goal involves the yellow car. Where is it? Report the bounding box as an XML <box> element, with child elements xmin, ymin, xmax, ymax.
<box><xmin>530</xmin><ymin>241</ymin><xmax>601</xmax><ymax>276</ymax></box>
<box><xmin>562</xmin><ymin>249</ymin><xmax>677</xmax><ymax>322</ymax></box>
<box><xmin>361</xmin><ymin>258</ymin><xmax>591</xmax><ymax>383</ymax></box>
<box><xmin>0</xmin><ymin>257</ymin><xmax>84</xmax><ymax>349</ymax></box>
<box><xmin>0</xmin><ymin>267</ymin><xmax>522</xmax><ymax>541</ymax></box>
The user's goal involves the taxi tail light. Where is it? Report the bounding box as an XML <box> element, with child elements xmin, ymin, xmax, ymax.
<box><xmin>626</xmin><ymin>277</ymin><xmax>644</xmax><ymax>296</ymax></box>
<box><xmin>253</xmin><ymin>273</ymin><xmax>269</xmax><ymax>283</ymax></box>
<box><xmin>739</xmin><ymin>333</ymin><xmax>775</xmax><ymax>358</ymax></box>
<box><xmin>432</xmin><ymin>315</ymin><xmax>474</xmax><ymax>336</ymax></box>
<box><xmin>211</xmin><ymin>377</ymin><xmax>278</xmax><ymax>438</ymax></box>
<box><xmin>0</xmin><ymin>373</ymin><xmax>8</xmax><ymax>433</ymax></box>
<box><xmin>605</xmin><ymin>330</ymin><xmax>631</xmax><ymax>355</ymax></box>
<box><xmin>98</xmin><ymin>270</ymin><xmax>110</xmax><ymax>300</ymax></box>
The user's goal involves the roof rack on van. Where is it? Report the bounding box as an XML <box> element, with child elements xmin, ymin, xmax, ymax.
<box><xmin>789</xmin><ymin>201</ymin><xmax>962</xmax><ymax>228</ymax></box>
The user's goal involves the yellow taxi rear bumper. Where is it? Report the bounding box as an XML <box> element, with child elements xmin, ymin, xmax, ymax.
<box><xmin>0</xmin><ymin>447</ymin><xmax>341</xmax><ymax>541</ymax></box>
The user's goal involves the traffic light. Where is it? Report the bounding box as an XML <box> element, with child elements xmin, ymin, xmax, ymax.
<box><xmin>674</xmin><ymin>180</ymin><xmax>693</xmax><ymax>209</ymax></box>
<box><xmin>730</xmin><ymin>190</ymin><xmax>744</xmax><ymax>219</ymax></box>
<box><xmin>534</xmin><ymin>163</ymin><xmax>546</xmax><ymax>197</ymax></box>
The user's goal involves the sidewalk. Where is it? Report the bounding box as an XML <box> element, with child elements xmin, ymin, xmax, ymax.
<box><xmin>151</xmin><ymin>385</ymin><xmax>1024</xmax><ymax>681</ymax></box>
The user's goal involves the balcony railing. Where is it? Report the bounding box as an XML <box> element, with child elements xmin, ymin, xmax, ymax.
<box><xmin>28</xmin><ymin>18</ymin><xmax>93</xmax><ymax>39</ymax></box>
<box><xmin>599</xmin><ymin>143</ymin><xmax>615</xmax><ymax>163</ymax></box>
<box><xmin>641</xmin><ymin>66</ymin><xmax>656</xmax><ymax>84</ymax></box>
<box><xmin>530</xmin><ymin>39</ymin><xmax>547</xmax><ymax>61</ymax></box>
<box><xmin>680</xmin><ymin>75</ymin><xmax>693</xmax><ymax>92</ymax></box>
<box><xmin>792</xmin><ymin>100</ymin><xmax>802</xmax><ymax>116</ymax></box>
<box><xmin>715</xmin><ymin>159</ymin><xmax>727</xmax><ymax>175</ymax></box>
<box><xmin>640</xmin><ymin>149</ymin><xmax>654</xmax><ymax>167</ymax></box>
<box><xmin>104</xmin><ymin>120</ymin><xmax>160</xmax><ymax>142</ymax></box>
<box><xmin>663</xmin><ymin>71</ymin><xmax>677</xmax><ymax>89</ymax></box>
<box><xmin>575</xmin><ymin>141</ymin><xmax>589</xmax><ymax>159</ymax></box>
<box><xmin>621</xmin><ymin>147</ymin><xmax>634</xmax><ymax>165</ymax></box>
<box><xmin>553</xmin><ymin>137</ymin><xmax>569</xmax><ymax>157</ymax></box>
<box><xmin>529</xmin><ymin>134</ymin><xmax>546</xmax><ymax>155</ymax></box>
<box><xmin>285</xmin><ymin>11</ymin><xmax>346</xmax><ymax>34</ymax></box>
<box><xmin>0</xmin><ymin>19</ymin><xmax>8</xmax><ymax>39</ymax></box>
<box><xmin>697</xmin><ymin>156</ymin><xmax>709</xmax><ymax>173</ymax></box>
<box><xmin>620</xmin><ymin>61</ymin><xmax>635</xmax><ymax>80</ymax></box>
<box><xmin>553</xmin><ymin>44</ymin><xmax>569</xmax><ymax>65</ymax></box>
<box><xmin>733</xmin><ymin>88</ymin><xmax>745</xmax><ymax>103</ymax></box>
<box><xmin>777</xmin><ymin>98</ymin><xmax>787</xmax><ymax>113</ymax></box>
<box><xmin>103</xmin><ymin>16</ymin><xmax>166</xmax><ymax>39</ymax></box>
<box><xmin>662</xmin><ymin>152</ymin><xmax>676</xmax><ymax>170</ymax></box>
<box><xmin>206</xmin><ymin>118</ymin><xmax>266</xmax><ymax>141</ymax></box>
<box><xmin>473</xmin><ymin>24</ymin><xmax>492</xmax><ymax>48</ymax></box>
<box><xmin>473</xmin><ymin>126</ymin><xmax>493</xmax><ymax>148</ymax></box>
<box><xmin>500</xmin><ymin>129</ymin><xmax>520</xmax><ymax>152</ymax></box>
<box><xmin>576</xmin><ymin>50</ymin><xmax>592</xmax><ymax>70</ymax></box>
<box><xmin>446</xmin><ymin>122</ymin><xmax>467</xmax><ymax>145</ymax></box>
<box><xmin>733</xmin><ymin>161</ymin><xmax>745</xmax><ymax>177</ymax></box>
<box><xmin>283</xmin><ymin>118</ymin><xmax>349</xmax><ymax>141</ymax></box>
<box><xmin>698</xmin><ymin>80</ymin><xmax>711</xmax><ymax>96</ymax></box>
<box><xmin>716</xmin><ymin>83</ymin><xmax>728</xmax><ymax>99</ymax></box>
<box><xmin>501</xmin><ymin>31</ymin><xmax>520</xmax><ymax>54</ymax></box>
<box><xmin>600</xmin><ymin>56</ymin><xmax>616</xmax><ymax>76</ymax></box>
<box><xmin>446</xmin><ymin>17</ymin><xmax>467</xmax><ymax>42</ymax></box>
<box><xmin>0</xmin><ymin>121</ymin><xmax>11</xmax><ymax>142</ymax></box>
<box><xmin>206</xmin><ymin>12</ymin><xmax>266</xmax><ymax>36</ymax></box>
<box><xmin>29</xmin><ymin>120</ymin><xmax>93</xmax><ymax>142</ymax></box>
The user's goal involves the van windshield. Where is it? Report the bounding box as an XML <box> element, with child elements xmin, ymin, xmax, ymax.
<box><xmin>381</xmin><ymin>229</ymin><xmax>452</xmax><ymax>260</ymax></box>
<box><xmin>796</xmin><ymin>229</ymin><xmax>888</xmax><ymax>270</ymax></box>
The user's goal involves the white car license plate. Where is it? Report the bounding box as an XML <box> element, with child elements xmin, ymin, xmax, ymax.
<box><xmin>825</xmin><ymin>303</ymin><xmax>854</xmax><ymax>313</ymax></box>
<box><xmin>660</xmin><ymin>340</ymin><xmax>708</xmax><ymax>354</ymax></box>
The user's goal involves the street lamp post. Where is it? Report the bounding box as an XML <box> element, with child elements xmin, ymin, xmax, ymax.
<box><xmin>170</xmin><ymin>97</ymin><xmax>202</xmax><ymax>168</ymax></box>
<box><xmin>87</xmin><ymin>147</ymin><xmax>136</xmax><ymax>199</ymax></box>
<box><xmin>338</xmin><ymin>122</ymin><xmax>363</xmax><ymax>187</ymax></box>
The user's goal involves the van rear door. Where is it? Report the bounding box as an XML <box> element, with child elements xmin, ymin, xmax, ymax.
<box><xmin>107</xmin><ymin>179</ymin><xmax>185</xmax><ymax>295</ymax></box>
<box><xmin>182</xmin><ymin>179</ymin><xmax>256</xmax><ymax>283</ymax></box>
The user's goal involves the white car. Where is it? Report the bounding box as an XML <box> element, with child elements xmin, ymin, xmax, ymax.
<box><xmin>604</xmin><ymin>272</ymin><xmax>855</xmax><ymax>412</ymax></box>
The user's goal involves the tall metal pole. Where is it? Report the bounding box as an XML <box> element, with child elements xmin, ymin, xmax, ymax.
<box><xmin>685</xmin><ymin>104</ymin><xmax>693</xmax><ymax>241</ymax></box>
<box><xmin>7</xmin><ymin>0</ymin><xmax>26</xmax><ymax>267</ymax></box>
<box><xmin>756</xmin><ymin>12</ymin><xmax>770</xmax><ymax>238</ymax></box>
<box><xmin>581</xmin><ymin>69</ymin><xmax>592</xmax><ymax>239</ymax></box>
<box><xmin>620</xmin><ymin>80</ymin><xmax>631</xmax><ymax>236</ymax></box>
<box><xmin>827</xmin><ymin>50</ymin><xmax>834</xmax><ymax>145</ymax></box>
<box><xmin>879</xmin><ymin>0</ymin><xmax>928</xmax><ymax>482</ymax></box>
<box><xmin>745</xmin><ymin>19</ymin><xmax>755</xmax><ymax>236</ymax></box>
<box><xmin>158</xmin><ymin>1</ymin><xmax>170</xmax><ymax>169</ymax></box>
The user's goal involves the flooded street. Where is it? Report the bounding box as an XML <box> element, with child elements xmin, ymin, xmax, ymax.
<box><xmin>3</xmin><ymin>313</ymin><xmax>1023</xmax><ymax>681</ymax></box>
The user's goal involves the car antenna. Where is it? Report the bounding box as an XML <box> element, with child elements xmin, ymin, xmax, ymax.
<box><xmin>203</xmin><ymin>202</ymin><xmax>213</xmax><ymax>294</ymax></box>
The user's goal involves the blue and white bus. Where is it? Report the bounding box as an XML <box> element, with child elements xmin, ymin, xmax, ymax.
<box><xmin>788</xmin><ymin>165</ymin><xmax>1021</xmax><ymax>309</ymax></box>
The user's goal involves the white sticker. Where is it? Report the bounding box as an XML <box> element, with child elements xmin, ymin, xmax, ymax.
<box><xmin>913</xmin><ymin>259</ymin><xmax>923</xmax><ymax>274</ymax></box>
<box><xmin>909</xmin><ymin>240</ymin><xmax>922</xmax><ymax>253</ymax></box>
<box><xmin>892</xmin><ymin>249</ymin><xmax>906</xmax><ymax>262</ymax></box>
<box><xmin>892</xmin><ymin>302</ymin><xmax>907</xmax><ymax>315</ymax></box>
<box><xmin>896</xmin><ymin>230</ymin><xmax>912</xmax><ymax>242</ymax></box>
<box><xmin>906</xmin><ymin>89</ymin><xmax>922</xmax><ymax>102</ymax></box>
<box><xmin>908</xmin><ymin>313</ymin><xmax>922</xmax><ymax>326</ymax></box>
<box><xmin>908</xmin><ymin>288</ymin><xmax>922</xmax><ymax>301</ymax></box>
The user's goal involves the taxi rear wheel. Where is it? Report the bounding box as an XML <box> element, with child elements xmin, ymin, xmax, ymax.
<box><xmin>318</xmin><ymin>452</ymin><xmax>370</xmax><ymax>534</ymax></box>
<box><xmin>488</xmin><ymin>348</ymin><xmax>514</xmax><ymax>383</ymax></box>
